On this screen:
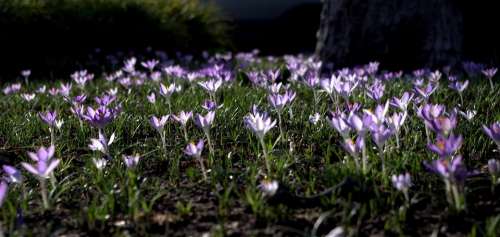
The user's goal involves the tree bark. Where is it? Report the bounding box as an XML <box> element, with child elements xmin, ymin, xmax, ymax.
<box><xmin>315</xmin><ymin>0</ymin><xmax>463</xmax><ymax>70</ymax></box>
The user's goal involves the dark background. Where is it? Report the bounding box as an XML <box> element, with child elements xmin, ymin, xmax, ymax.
<box><xmin>0</xmin><ymin>0</ymin><xmax>500</xmax><ymax>79</ymax></box>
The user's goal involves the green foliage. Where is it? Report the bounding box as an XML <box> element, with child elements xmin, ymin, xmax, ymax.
<box><xmin>0</xmin><ymin>0</ymin><xmax>230</xmax><ymax>77</ymax></box>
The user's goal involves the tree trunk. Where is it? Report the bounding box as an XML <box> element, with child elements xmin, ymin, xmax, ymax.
<box><xmin>315</xmin><ymin>0</ymin><xmax>463</xmax><ymax>70</ymax></box>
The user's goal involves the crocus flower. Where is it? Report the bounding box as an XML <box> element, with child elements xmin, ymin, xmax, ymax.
<box><xmin>95</xmin><ymin>94</ymin><xmax>116</xmax><ymax>106</ymax></box>
<box><xmin>327</xmin><ymin>112</ymin><xmax>351</xmax><ymax>138</ymax></box>
<box><xmin>244</xmin><ymin>109</ymin><xmax>276</xmax><ymax>140</ymax></box>
<box><xmin>59</xmin><ymin>83</ymin><xmax>72</xmax><ymax>97</ymax></box>
<box><xmin>482</xmin><ymin>68</ymin><xmax>497</xmax><ymax>90</ymax></box>
<box><xmin>268</xmin><ymin>92</ymin><xmax>292</xmax><ymax>111</ymax></box>
<box><xmin>370</xmin><ymin>124</ymin><xmax>394</xmax><ymax>151</ymax></box>
<box><xmin>92</xmin><ymin>158</ymin><xmax>108</xmax><ymax>170</ymax></box>
<box><xmin>22</xmin><ymin>146</ymin><xmax>60</xmax><ymax>179</ymax></box>
<box><xmin>141</xmin><ymin>59</ymin><xmax>159</xmax><ymax>71</ymax></box>
<box><xmin>21</xmin><ymin>93</ymin><xmax>36</xmax><ymax>102</ymax></box>
<box><xmin>428</xmin><ymin>134</ymin><xmax>462</xmax><ymax>158</ymax></box>
<box><xmin>309</xmin><ymin>113</ymin><xmax>321</xmax><ymax>125</ymax></box>
<box><xmin>202</xmin><ymin>100</ymin><xmax>223</xmax><ymax>111</ymax></box>
<box><xmin>89</xmin><ymin>131</ymin><xmax>116</xmax><ymax>155</ymax></box>
<box><xmin>417</xmin><ymin>104</ymin><xmax>445</xmax><ymax>121</ymax></box>
<box><xmin>482</xmin><ymin>68</ymin><xmax>498</xmax><ymax>79</ymax></box>
<box><xmin>39</xmin><ymin>111</ymin><xmax>57</xmax><ymax>127</ymax></box>
<box><xmin>172</xmin><ymin>111</ymin><xmax>193</xmax><ymax>127</ymax></box>
<box><xmin>184</xmin><ymin>139</ymin><xmax>204</xmax><ymax>158</ymax></box>
<box><xmin>342</xmin><ymin>136</ymin><xmax>364</xmax><ymax>159</ymax></box>
<box><xmin>425</xmin><ymin>155</ymin><xmax>469</xmax><ymax>184</ymax></box>
<box><xmin>258</xmin><ymin>179</ymin><xmax>279</xmax><ymax>197</ymax></box>
<box><xmin>147</xmin><ymin>93</ymin><xmax>156</xmax><ymax>104</ymax></box>
<box><xmin>483</xmin><ymin>122</ymin><xmax>500</xmax><ymax>146</ymax></box>
<box><xmin>391</xmin><ymin>173</ymin><xmax>412</xmax><ymax>191</ymax></box>
<box><xmin>159</xmin><ymin>83</ymin><xmax>177</xmax><ymax>98</ymax></box>
<box><xmin>194</xmin><ymin>111</ymin><xmax>215</xmax><ymax>132</ymax></box>
<box><xmin>150</xmin><ymin>115</ymin><xmax>169</xmax><ymax>132</ymax></box>
<box><xmin>3</xmin><ymin>165</ymin><xmax>22</xmax><ymax>183</ymax></box>
<box><xmin>335</xmin><ymin>80</ymin><xmax>358</xmax><ymax>99</ymax></box>
<box><xmin>123</xmin><ymin>154</ymin><xmax>140</xmax><ymax>168</ymax></box>
<box><xmin>364</xmin><ymin>101</ymin><xmax>390</xmax><ymax>126</ymax></box>
<box><xmin>449</xmin><ymin>80</ymin><xmax>469</xmax><ymax>93</ymax></box>
<box><xmin>83</xmin><ymin>106</ymin><xmax>121</xmax><ymax>129</ymax></box>
<box><xmin>198</xmin><ymin>79</ymin><xmax>223</xmax><ymax>94</ymax></box>
<box><xmin>320</xmin><ymin>75</ymin><xmax>340</xmax><ymax>95</ymax></box>
<box><xmin>414</xmin><ymin>83</ymin><xmax>437</xmax><ymax>101</ymax></box>
<box><xmin>21</xmin><ymin>69</ymin><xmax>31</xmax><ymax>78</ymax></box>
<box><xmin>428</xmin><ymin>113</ymin><xmax>457</xmax><ymax>136</ymax></box>
<box><xmin>367</xmin><ymin>81</ymin><xmax>385</xmax><ymax>101</ymax></box>
<box><xmin>459</xmin><ymin>110</ymin><xmax>476</xmax><ymax>121</ymax></box>
<box><xmin>0</xmin><ymin>181</ymin><xmax>7</xmax><ymax>207</ymax></box>
<box><xmin>488</xmin><ymin>159</ymin><xmax>500</xmax><ymax>177</ymax></box>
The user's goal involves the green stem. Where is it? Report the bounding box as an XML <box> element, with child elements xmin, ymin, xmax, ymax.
<box><xmin>182</xmin><ymin>125</ymin><xmax>189</xmax><ymax>142</ymax></box>
<box><xmin>259</xmin><ymin>138</ymin><xmax>271</xmax><ymax>175</ymax></box>
<box><xmin>197</xmin><ymin>157</ymin><xmax>208</xmax><ymax>181</ymax></box>
<box><xmin>40</xmin><ymin>179</ymin><xmax>50</xmax><ymax>210</ymax></box>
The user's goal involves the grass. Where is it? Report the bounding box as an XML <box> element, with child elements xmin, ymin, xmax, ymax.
<box><xmin>0</xmin><ymin>56</ymin><xmax>500</xmax><ymax>236</ymax></box>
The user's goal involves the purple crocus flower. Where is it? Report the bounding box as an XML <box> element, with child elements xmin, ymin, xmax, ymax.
<box><xmin>141</xmin><ymin>59</ymin><xmax>159</xmax><ymax>71</ymax></box>
<box><xmin>159</xmin><ymin>83</ymin><xmax>178</xmax><ymax>98</ymax></box>
<box><xmin>367</xmin><ymin>81</ymin><xmax>385</xmax><ymax>101</ymax></box>
<box><xmin>22</xmin><ymin>146</ymin><xmax>60</xmax><ymax>179</ymax></box>
<box><xmin>268</xmin><ymin>92</ymin><xmax>292</xmax><ymax>111</ymax></box>
<box><xmin>150</xmin><ymin>115</ymin><xmax>169</xmax><ymax>132</ymax></box>
<box><xmin>449</xmin><ymin>80</ymin><xmax>469</xmax><ymax>93</ymax></box>
<box><xmin>309</xmin><ymin>113</ymin><xmax>321</xmax><ymax>125</ymax></box>
<box><xmin>39</xmin><ymin>111</ymin><xmax>57</xmax><ymax>127</ymax></box>
<box><xmin>304</xmin><ymin>75</ymin><xmax>319</xmax><ymax>88</ymax></box>
<box><xmin>244</xmin><ymin>108</ymin><xmax>277</xmax><ymax>140</ymax></box>
<box><xmin>428</xmin><ymin>113</ymin><xmax>457</xmax><ymax>136</ymax></box>
<box><xmin>482</xmin><ymin>68</ymin><xmax>497</xmax><ymax>79</ymax></box>
<box><xmin>0</xmin><ymin>181</ymin><xmax>7</xmax><ymax>207</ymax></box>
<box><xmin>425</xmin><ymin>155</ymin><xmax>469</xmax><ymax>184</ymax></box>
<box><xmin>21</xmin><ymin>70</ymin><xmax>31</xmax><ymax>78</ymax></box>
<box><xmin>123</xmin><ymin>154</ymin><xmax>140</xmax><ymax>168</ymax></box>
<box><xmin>414</xmin><ymin>83</ymin><xmax>437</xmax><ymax>101</ymax></box>
<box><xmin>363</xmin><ymin>101</ymin><xmax>390</xmax><ymax>126</ymax></box>
<box><xmin>327</xmin><ymin>111</ymin><xmax>351</xmax><ymax>138</ymax></box>
<box><xmin>172</xmin><ymin>111</ymin><xmax>193</xmax><ymax>127</ymax></box>
<box><xmin>21</xmin><ymin>93</ymin><xmax>36</xmax><ymax>102</ymax></box>
<box><xmin>391</xmin><ymin>173</ymin><xmax>412</xmax><ymax>191</ymax></box>
<box><xmin>59</xmin><ymin>83</ymin><xmax>72</xmax><ymax>97</ymax></box>
<box><xmin>194</xmin><ymin>111</ymin><xmax>215</xmax><ymax>132</ymax></box>
<box><xmin>417</xmin><ymin>104</ymin><xmax>445</xmax><ymax>121</ymax></box>
<box><xmin>202</xmin><ymin>100</ymin><xmax>222</xmax><ymax>111</ymax></box>
<box><xmin>147</xmin><ymin>92</ymin><xmax>156</xmax><ymax>104</ymax></box>
<box><xmin>198</xmin><ymin>79</ymin><xmax>223</xmax><ymax>94</ymax></box>
<box><xmin>488</xmin><ymin>159</ymin><xmax>500</xmax><ymax>176</ymax></box>
<box><xmin>3</xmin><ymin>165</ymin><xmax>22</xmax><ymax>183</ymax></box>
<box><xmin>370</xmin><ymin>123</ymin><xmax>394</xmax><ymax>150</ymax></box>
<box><xmin>320</xmin><ymin>75</ymin><xmax>340</xmax><ymax>95</ymax></box>
<box><xmin>72</xmin><ymin>94</ymin><xmax>87</xmax><ymax>104</ymax></box>
<box><xmin>342</xmin><ymin>136</ymin><xmax>364</xmax><ymax>158</ymax></box>
<box><xmin>483</xmin><ymin>122</ymin><xmax>500</xmax><ymax>146</ymax></box>
<box><xmin>95</xmin><ymin>94</ymin><xmax>116</xmax><ymax>106</ymax></box>
<box><xmin>428</xmin><ymin>134</ymin><xmax>462</xmax><ymax>158</ymax></box>
<box><xmin>83</xmin><ymin>106</ymin><xmax>120</xmax><ymax>129</ymax></box>
<box><xmin>184</xmin><ymin>139</ymin><xmax>204</xmax><ymax>158</ymax></box>
<box><xmin>89</xmin><ymin>131</ymin><xmax>115</xmax><ymax>155</ymax></box>
<box><xmin>335</xmin><ymin>80</ymin><xmax>359</xmax><ymax>99</ymax></box>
